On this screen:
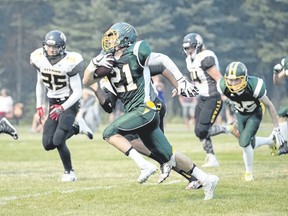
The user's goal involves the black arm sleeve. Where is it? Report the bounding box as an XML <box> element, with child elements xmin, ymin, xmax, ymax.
<box><xmin>100</xmin><ymin>90</ymin><xmax>117</xmax><ymax>113</ymax></box>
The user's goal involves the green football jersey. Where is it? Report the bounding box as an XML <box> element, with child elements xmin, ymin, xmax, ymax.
<box><xmin>218</xmin><ymin>76</ymin><xmax>266</xmax><ymax>114</ymax></box>
<box><xmin>109</xmin><ymin>40</ymin><xmax>157</xmax><ymax>112</ymax></box>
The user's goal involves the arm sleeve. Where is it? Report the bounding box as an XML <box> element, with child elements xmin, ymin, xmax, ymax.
<box><xmin>36</xmin><ymin>72</ymin><xmax>44</xmax><ymax>108</ymax></box>
<box><xmin>147</xmin><ymin>52</ymin><xmax>183</xmax><ymax>80</ymax></box>
<box><xmin>61</xmin><ymin>74</ymin><xmax>82</xmax><ymax>110</ymax></box>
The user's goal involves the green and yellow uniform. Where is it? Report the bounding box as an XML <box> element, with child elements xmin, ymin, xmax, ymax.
<box><xmin>103</xmin><ymin>41</ymin><xmax>173</xmax><ymax>162</ymax></box>
<box><xmin>217</xmin><ymin>76</ymin><xmax>266</xmax><ymax>147</ymax></box>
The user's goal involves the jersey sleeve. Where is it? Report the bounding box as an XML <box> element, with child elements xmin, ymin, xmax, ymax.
<box><xmin>216</xmin><ymin>78</ymin><xmax>226</xmax><ymax>95</ymax></box>
<box><xmin>137</xmin><ymin>40</ymin><xmax>152</xmax><ymax>66</ymax></box>
<box><xmin>149</xmin><ymin>65</ymin><xmax>165</xmax><ymax>76</ymax></box>
<box><xmin>284</xmin><ymin>56</ymin><xmax>288</xmax><ymax>70</ymax></box>
<box><xmin>66</xmin><ymin>52</ymin><xmax>84</xmax><ymax>77</ymax></box>
<box><xmin>252</xmin><ymin>77</ymin><xmax>266</xmax><ymax>99</ymax></box>
<box><xmin>201</xmin><ymin>56</ymin><xmax>216</xmax><ymax>71</ymax></box>
<box><xmin>30</xmin><ymin>48</ymin><xmax>44</xmax><ymax>71</ymax></box>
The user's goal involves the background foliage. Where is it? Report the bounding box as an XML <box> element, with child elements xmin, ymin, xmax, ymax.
<box><xmin>0</xmin><ymin>0</ymin><xmax>287</xmax><ymax>123</ymax></box>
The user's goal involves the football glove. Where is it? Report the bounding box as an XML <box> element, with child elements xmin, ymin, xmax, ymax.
<box><xmin>37</xmin><ymin>107</ymin><xmax>44</xmax><ymax>124</ymax></box>
<box><xmin>92</xmin><ymin>53</ymin><xmax>114</xmax><ymax>69</ymax></box>
<box><xmin>224</xmin><ymin>99</ymin><xmax>237</xmax><ymax>113</ymax></box>
<box><xmin>49</xmin><ymin>105</ymin><xmax>64</xmax><ymax>121</ymax></box>
<box><xmin>272</xmin><ymin>127</ymin><xmax>285</xmax><ymax>148</ymax></box>
<box><xmin>177</xmin><ymin>77</ymin><xmax>199</xmax><ymax>97</ymax></box>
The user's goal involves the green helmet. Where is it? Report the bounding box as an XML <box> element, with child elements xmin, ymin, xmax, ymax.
<box><xmin>224</xmin><ymin>61</ymin><xmax>248</xmax><ymax>93</ymax></box>
<box><xmin>102</xmin><ymin>22</ymin><xmax>138</xmax><ymax>53</ymax></box>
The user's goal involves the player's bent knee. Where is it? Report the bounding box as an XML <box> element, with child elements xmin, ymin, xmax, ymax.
<box><xmin>195</xmin><ymin>126</ymin><xmax>209</xmax><ymax>139</ymax></box>
<box><xmin>103</xmin><ymin>125</ymin><xmax>118</xmax><ymax>140</ymax></box>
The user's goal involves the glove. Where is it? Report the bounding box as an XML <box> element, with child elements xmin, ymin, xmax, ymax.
<box><xmin>49</xmin><ymin>105</ymin><xmax>64</xmax><ymax>121</ymax></box>
<box><xmin>177</xmin><ymin>77</ymin><xmax>199</xmax><ymax>97</ymax></box>
<box><xmin>224</xmin><ymin>99</ymin><xmax>237</xmax><ymax>113</ymax></box>
<box><xmin>92</xmin><ymin>53</ymin><xmax>114</xmax><ymax>69</ymax></box>
<box><xmin>37</xmin><ymin>107</ymin><xmax>44</xmax><ymax>124</ymax></box>
<box><xmin>272</xmin><ymin>127</ymin><xmax>285</xmax><ymax>148</ymax></box>
<box><xmin>273</xmin><ymin>63</ymin><xmax>283</xmax><ymax>74</ymax></box>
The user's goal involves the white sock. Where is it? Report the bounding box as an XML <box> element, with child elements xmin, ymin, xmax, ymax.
<box><xmin>254</xmin><ymin>136</ymin><xmax>273</xmax><ymax>148</ymax></box>
<box><xmin>242</xmin><ymin>145</ymin><xmax>253</xmax><ymax>173</ymax></box>
<box><xmin>191</xmin><ymin>166</ymin><xmax>209</xmax><ymax>183</ymax></box>
<box><xmin>279</xmin><ymin>121</ymin><xmax>288</xmax><ymax>141</ymax></box>
<box><xmin>128</xmin><ymin>148</ymin><xmax>149</xmax><ymax>169</ymax></box>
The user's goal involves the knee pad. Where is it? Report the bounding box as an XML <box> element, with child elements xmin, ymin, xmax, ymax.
<box><xmin>195</xmin><ymin>123</ymin><xmax>210</xmax><ymax>139</ymax></box>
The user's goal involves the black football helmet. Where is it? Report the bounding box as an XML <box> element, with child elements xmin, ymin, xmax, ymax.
<box><xmin>224</xmin><ymin>61</ymin><xmax>248</xmax><ymax>93</ymax></box>
<box><xmin>182</xmin><ymin>33</ymin><xmax>204</xmax><ymax>60</ymax></box>
<box><xmin>43</xmin><ymin>30</ymin><xmax>66</xmax><ymax>60</ymax></box>
<box><xmin>102</xmin><ymin>22</ymin><xmax>138</xmax><ymax>53</ymax></box>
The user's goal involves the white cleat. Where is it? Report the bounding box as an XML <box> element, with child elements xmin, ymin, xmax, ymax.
<box><xmin>202</xmin><ymin>174</ymin><xmax>219</xmax><ymax>200</ymax></box>
<box><xmin>244</xmin><ymin>172</ymin><xmax>254</xmax><ymax>182</ymax></box>
<box><xmin>202</xmin><ymin>154</ymin><xmax>219</xmax><ymax>168</ymax></box>
<box><xmin>157</xmin><ymin>162</ymin><xmax>173</xmax><ymax>184</ymax></box>
<box><xmin>61</xmin><ymin>170</ymin><xmax>77</xmax><ymax>182</ymax></box>
<box><xmin>78</xmin><ymin>118</ymin><xmax>93</xmax><ymax>139</ymax></box>
<box><xmin>137</xmin><ymin>163</ymin><xmax>157</xmax><ymax>184</ymax></box>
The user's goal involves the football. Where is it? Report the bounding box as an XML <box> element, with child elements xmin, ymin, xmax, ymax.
<box><xmin>94</xmin><ymin>55</ymin><xmax>115</xmax><ymax>78</ymax></box>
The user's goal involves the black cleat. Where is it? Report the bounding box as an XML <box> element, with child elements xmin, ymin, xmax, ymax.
<box><xmin>0</xmin><ymin>118</ymin><xmax>18</xmax><ymax>140</ymax></box>
<box><xmin>278</xmin><ymin>141</ymin><xmax>288</xmax><ymax>156</ymax></box>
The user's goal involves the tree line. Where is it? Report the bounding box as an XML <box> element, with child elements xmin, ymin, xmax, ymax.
<box><xmin>0</xmin><ymin>0</ymin><xmax>287</xmax><ymax>122</ymax></box>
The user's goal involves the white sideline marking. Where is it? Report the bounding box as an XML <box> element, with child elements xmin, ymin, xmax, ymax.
<box><xmin>0</xmin><ymin>186</ymin><xmax>113</xmax><ymax>206</ymax></box>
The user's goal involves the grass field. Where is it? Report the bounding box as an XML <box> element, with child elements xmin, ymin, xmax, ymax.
<box><xmin>0</xmin><ymin>123</ymin><xmax>287</xmax><ymax>216</ymax></box>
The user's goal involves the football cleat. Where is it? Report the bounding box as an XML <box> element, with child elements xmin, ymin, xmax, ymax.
<box><xmin>61</xmin><ymin>170</ymin><xmax>77</xmax><ymax>182</ymax></box>
<box><xmin>77</xmin><ymin>118</ymin><xmax>93</xmax><ymax>139</ymax></box>
<box><xmin>202</xmin><ymin>154</ymin><xmax>219</xmax><ymax>168</ymax></box>
<box><xmin>202</xmin><ymin>174</ymin><xmax>219</xmax><ymax>200</ymax></box>
<box><xmin>244</xmin><ymin>172</ymin><xmax>254</xmax><ymax>182</ymax></box>
<box><xmin>186</xmin><ymin>180</ymin><xmax>203</xmax><ymax>190</ymax></box>
<box><xmin>278</xmin><ymin>141</ymin><xmax>288</xmax><ymax>156</ymax></box>
<box><xmin>0</xmin><ymin>117</ymin><xmax>18</xmax><ymax>140</ymax></box>
<box><xmin>157</xmin><ymin>162</ymin><xmax>173</xmax><ymax>183</ymax></box>
<box><xmin>137</xmin><ymin>162</ymin><xmax>157</xmax><ymax>184</ymax></box>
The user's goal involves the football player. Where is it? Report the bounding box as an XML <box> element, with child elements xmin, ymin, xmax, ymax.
<box><xmin>83</xmin><ymin>22</ymin><xmax>219</xmax><ymax>200</ymax></box>
<box><xmin>30</xmin><ymin>30</ymin><xmax>93</xmax><ymax>182</ymax></box>
<box><xmin>272</xmin><ymin>57</ymin><xmax>288</xmax><ymax>155</ymax></box>
<box><xmin>90</xmin><ymin>65</ymin><xmax>203</xmax><ymax>190</ymax></box>
<box><xmin>182</xmin><ymin>33</ymin><xmax>229</xmax><ymax>167</ymax></box>
<box><xmin>0</xmin><ymin>117</ymin><xmax>18</xmax><ymax>139</ymax></box>
<box><xmin>217</xmin><ymin>61</ymin><xmax>284</xmax><ymax>181</ymax></box>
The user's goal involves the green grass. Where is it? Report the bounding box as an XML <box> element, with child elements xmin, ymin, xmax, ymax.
<box><xmin>0</xmin><ymin>123</ymin><xmax>288</xmax><ymax>216</ymax></box>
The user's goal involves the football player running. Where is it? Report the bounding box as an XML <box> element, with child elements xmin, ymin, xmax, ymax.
<box><xmin>272</xmin><ymin>56</ymin><xmax>288</xmax><ymax>155</ymax></box>
<box><xmin>89</xmin><ymin>61</ymin><xmax>203</xmax><ymax>190</ymax></box>
<box><xmin>217</xmin><ymin>61</ymin><xmax>284</xmax><ymax>181</ymax></box>
<box><xmin>83</xmin><ymin>22</ymin><xmax>219</xmax><ymax>200</ymax></box>
<box><xmin>182</xmin><ymin>33</ymin><xmax>232</xmax><ymax>167</ymax></box>
<box><xmin>30</xmin><ymin>30</ymin><xmax>93</xmax><ymax>182</ymax></box>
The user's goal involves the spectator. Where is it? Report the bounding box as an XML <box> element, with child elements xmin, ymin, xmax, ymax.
<box><xmin>0</xmin><ymin>88</ymin><xmax>14</xmax><ymax>119</ymax></box>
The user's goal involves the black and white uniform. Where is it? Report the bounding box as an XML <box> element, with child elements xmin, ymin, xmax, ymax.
<box><xmin>30</xmin><ymin>48</ymin><xmax>83</xmax><ymax>172</ymax></box>
<box><xmin>186</xmin><ymin>50</ymin><xmax>222</xmax><ymax>154</ymax></box>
